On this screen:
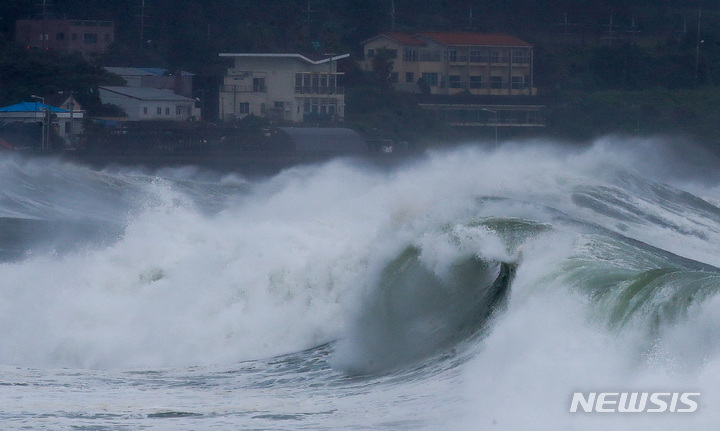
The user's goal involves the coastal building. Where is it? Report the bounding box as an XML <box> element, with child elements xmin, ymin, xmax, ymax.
<box><xmin>360</xmin><ymin>31</ymin><xmax>544</xmax><ymax>130</ymax></box>
<box><xmin>0</xmin><ymin>101</ymin><xmax>85</xmax><ymax>148</ymax></box>
<box><xmin>218</xmin><ymin>53</ymin><xmax>349</xmax><ymax>123</ymax></box>
<box><xmin>360</xmin><ymin>32</ymin><xmax>535</xmax><ymax>96</ymax></box>
<box><xmin>15</xmin><ymin>19</ymin><xmax>114</xmax><ymax>56</ymax></box>
<box><xmin>97</xmin><ymin>86</ymin><xmax>200</xmax><ymax>121</ymax></box>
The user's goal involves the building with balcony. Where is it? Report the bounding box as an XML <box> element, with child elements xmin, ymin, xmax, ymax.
<box><xmin>218</xmin><ymin>53</ymin><xmax>349</xmax><ymax>123</ymax></box>
<box><xmin>360</xmin><ymin>32</ymin><xmax>535</xmax><ymax>96</ymax></box>
<box><xmin>15</xmin><ymin>19</ymin><xmax>114</xmax><ymax>56</ymax></box>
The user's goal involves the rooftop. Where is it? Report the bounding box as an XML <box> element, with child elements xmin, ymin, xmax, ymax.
<box><xmin>417</xmin><ymin>32</ymin><xmax>532</xmax><ymax>47</ymax></box>
<box><xmin>218</xmin><ymin>53</ymin><xmax>350</xmax><ymax>65</ymax></box>
<box><xmin>0</xmin><ymin>102</ymin><xmax>69</xmax><ymax>113</ymax></box>
<box><xmin>98</xmin><ymin>86</ymin><xmax>196</xmax><ymax>102</ymax></box>
<box><xmin>363</xmin><ymin>32</ymin><xmax>532</xmax><ymax>48</ymax></box>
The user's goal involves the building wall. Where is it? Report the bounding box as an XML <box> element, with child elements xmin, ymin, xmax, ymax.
<box><xmin>16</xmin><ymin>19</ymin><xmax>114</xmax><ymax>56</ymax></box>
<box><xmin>98</xmin><ymin>89</ymin><xmax>196</xmax><ymax>121</ymax></box>
<box><xmin>360</xmin><ymin>35</ymin><xmax>535</xmax><ymax>96</ymax></box>
<box><xmin>219</xmin><ymin>56</ymin><xmax>345</xmax><ymax>123</ymax></box>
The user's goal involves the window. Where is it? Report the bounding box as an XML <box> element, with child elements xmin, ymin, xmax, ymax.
<box><xmin>274</xmin><ymin>101</ymin><xmax>284</xmax><ymax>109</ymax></box>
<box><xmin>295</xmin><ymin>74</ymin><xmax>303</xmax><ymax>87</ymax></box>
<box><xmin>157</xmin><ymin>107</ymin><xmax>162</xmax><ymax>115</ymax></box>
<box><xmin>56</xmin><ymin>32</ymin><xmax>65</xmax><ymax>40</ymax></box>
<box><xmin>312</xmin><ymin>74</ymin><xmax>319</xmax><ymax>89</ymax></box>
<box><xmin>449</xmin><ymin>49</ymin><xmax>458</xmax><ymax>62</ymax></box>
<box><xmin>253</xmin><ymin>77</ymin><xmax>266</xmax><ymax>92</ymax></box>
<box><xmin>511</xmin><ymin>76</ymin><xmax>524</xmax><ymax>89</ymax></box>
<box><xmin>367</xmin><ymin>49</ymin><xmax>375</xmax><ymax>58</ymax></box>
<box><xmin>469</xmin><ymin>75</ymin><xmax>482</xmax><ymax>89</ymax></box>
<box><xmin>238</xmin><ymin>102</ymin><xmax>249</xmax><ymax>114</ymax></box>
<box><xmin>64</xmin><ymin>122</ymin><xmax>71</xmax><ymax>133</ymax></box>
<box><xmin>469</xmin><ymin>50</ymin><xmax>483</xmax><ymax>62</ymax></box>
<box><xmin>406</xmin><ymin>72</ymin><xmax>414</xmax><ymax>83</ymax></box>
<box><xmin>403</xmin><ymin>48</ymin><xmax>418</xmax><ymax>61</ymax></box>
<box><xmin>512</xmin><ymin>50</ymin><xmax>529</xmax><ymax>64</ymax></box>
<box><xmin>491</xmin><ymin>76</ymin><xmax>503</xmax><ymax>89</ymax></box>
<box><xmin>422</xmin><ymin>73</ymin><xmax>438</xmax><ymax>87</ymax></box>
<box><xmin>303</xmin><ymin>99</ymin><xmax>310</xmax><ymax>113</ymax></box>
<box><xmin>176</xmin><ymin>106</ymin><xmax>183</xmax><ymax>115</ymax></box>
<box><xmin>491</xmin><ymin>50</ymin><xmax>500</xmax><ymax>63</ymax></box>
<box><xmin>165</xmin><ymin>107</ymin><xmax>170</xmax><ymax>115</ymax></box>
<box><xmin>143</xmin><ymin>107</ymin><xmax>148</xmax><ymax>115</ymax></box>
<box><xmin>449</xmin><ymin>75</ymin><xmax>463</xmax><ymax>88</ymax></box>
<box><xmin>84</xmin><ymin>33</ymin><xmax>98</xmax><ymax>44</ymax></box>
<box><xmin>320</xmin><ymin>75</ymin><xmax>327</xmax><ymax>88</ymax></box>
<box><xmin>311</xmin><ymin>99</ymin><xmax>319</xmax><ymax>113</ymax></box>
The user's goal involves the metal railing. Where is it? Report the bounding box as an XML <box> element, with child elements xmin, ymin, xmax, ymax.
<box><xmin>219</xmin><ymin>85</ymin><xmax>266</xmax><ymax>93</ymax></box>
<box><xmin>294</xmin><ymin>86</ymin><xmax>344</xmax><ymax>95</ymax></box>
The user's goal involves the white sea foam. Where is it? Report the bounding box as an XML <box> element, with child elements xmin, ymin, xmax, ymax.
<box><xmin>1</xmin><ymin>139</ymin><xmax>720</xmax><ymax>430</ymax></box>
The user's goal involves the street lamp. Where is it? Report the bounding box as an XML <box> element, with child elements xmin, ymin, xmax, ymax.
<box><xmin>31</xmin><ymin>95</ymin><xmax>48</xmax><ymax>150</ymax></box>
<box><xmin>482</xmin><ymin>108</ymin><xmax>498</xmax><ymax>145</ymax></box>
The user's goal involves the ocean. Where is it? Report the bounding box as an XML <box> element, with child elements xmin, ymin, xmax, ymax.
<box><xmin>1</xmin><ymin>138</ymin><xmax>720</xmax><ymax>430</ymax></box>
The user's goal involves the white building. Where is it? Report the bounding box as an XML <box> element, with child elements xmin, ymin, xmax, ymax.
<box><xmin>98</xmin><ymin>86</ymin><xmax>200</xmax><ymax>121</ymax></box>
<box><xmin>218</xmin><ymin>53</ymin><xmax>349</xmax><ymax>123</ymax></box>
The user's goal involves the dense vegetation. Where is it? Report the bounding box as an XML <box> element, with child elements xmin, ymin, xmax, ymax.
<box><xmin>0</xmin><ymin>1</ymin><xmax>719</xmax><ymax>144</ymax></box>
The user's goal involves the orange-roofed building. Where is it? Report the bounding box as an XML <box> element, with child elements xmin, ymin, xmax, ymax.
<box><xmin>360</xmin><ymin>31</ymin><xmax>535</xmax><ymax>97</ymax></box>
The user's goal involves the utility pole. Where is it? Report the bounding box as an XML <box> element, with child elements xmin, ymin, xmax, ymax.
<box><xmin>390</xmin><ymin>0</ymin><xmax>396</xmax><ymax>32</ymax></box>
<box><xmin>695</xmin><ymin>7</ymin><xmax>702</xmax><ymax>86</ymax></box>
<box><xmin>602</xmin><ymin>14</ymin><xmax>618</xmax><ymax>47</ymax></box>
<box><xmin>304</xmin><ymin>1</ymin><xmax>315</xmax><ymax>44</ymax></box>
<box><xmin>35</xmin><ymin>0</ymin><xmax>53</xmax><ymax>50</ymax></box>
<box><xmin>627</xmin><ymin>16</ymin><xmax>640</xmax><ymax>43</ymax></box>
<box><xmin>138</xmin><ymin>0</ymin><xmax>149</xmax><ymax>50</ymax></box>
<box><xmin>463</xmin><ymin>7</ymin><xmax>477</xmax><ymax>32</ymax></box>
<box><xmin>556</xmin><ymin>13</ymin><xmax>577</xmax><ymax>44</ymax></box>
<box><xmin>42</xmin><ymin>0</ymin><xmax>47</xmax><ymax>50</ymax></box>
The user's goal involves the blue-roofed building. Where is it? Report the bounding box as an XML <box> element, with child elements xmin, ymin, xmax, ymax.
<box><xmin>0</xmin><ymin>101</ymin><xmax>85</xmax><ymax>147</ymax></box>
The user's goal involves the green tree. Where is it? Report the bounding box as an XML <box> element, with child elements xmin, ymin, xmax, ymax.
<box><xmin>371</xmin><ymin>47</ymin><xmax>394</xmax><ymax>88</ymax></box>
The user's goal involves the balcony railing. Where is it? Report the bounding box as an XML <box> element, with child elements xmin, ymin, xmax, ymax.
<box><xmin>294</xmin><ymin>86</ymin><xmax>344</xmax><ymax>95</ymax></box>
<box><xmin>220</xmin><ymin>85</ymin><xmax>265</xmax><ymax>93</ymax></box>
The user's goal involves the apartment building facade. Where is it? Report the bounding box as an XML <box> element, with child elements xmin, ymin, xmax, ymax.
<box><xmin>15</xmin><ymin>19</ymin><xmax>114</xmax><ymax>56</ymax></box>
<box><xmin>218</xmin><ymin>53</ymin><xmax>349</xmax><ymax>123</ymax></box>
<box><xmin>360</xmin><ymin>32</ymin><xmax>535</xmax><ymax>96</ymax></box>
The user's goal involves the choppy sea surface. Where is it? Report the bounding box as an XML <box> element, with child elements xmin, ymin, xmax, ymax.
<box><xmin>2</xmin><ymin>138</ymin><xmax>720</xmax><ymax>430</ymax></box>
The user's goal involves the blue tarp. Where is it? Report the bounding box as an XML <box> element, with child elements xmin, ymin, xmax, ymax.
<box><xmin>0</xmin><ymin>102</ymin><xmax>69</xmax><ymax>113</ymax></box>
